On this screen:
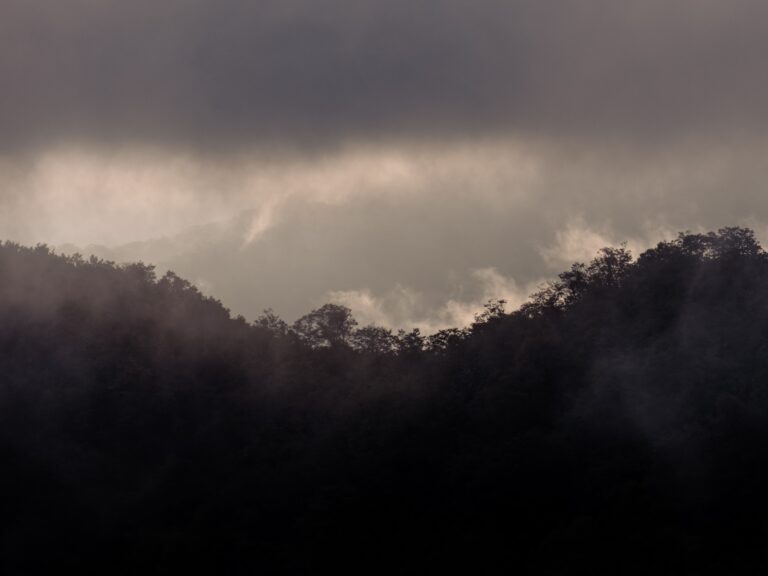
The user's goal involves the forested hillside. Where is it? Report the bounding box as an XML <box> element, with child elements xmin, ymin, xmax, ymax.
<box><xmin>3</xmin><ymin>227</ymin><xmax>768</xmax><ymax>574</ymax></box>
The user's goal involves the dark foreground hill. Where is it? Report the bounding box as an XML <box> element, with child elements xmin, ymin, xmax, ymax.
<box><xmin>3</xmin><ymin>227</ymin><xmax>768</xmax><ymax>574</ymax></box>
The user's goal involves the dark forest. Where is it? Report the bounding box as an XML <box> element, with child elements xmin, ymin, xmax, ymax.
<box><xmin>3</xmin><ymin>227</ymin><xmax>768</xmax><ymax>574</ymax></box>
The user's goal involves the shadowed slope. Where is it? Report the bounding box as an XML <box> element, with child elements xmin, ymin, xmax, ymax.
<box><xmin>2</xmin><ymin>228</ymin><xmax>768</xmax><ymax>574</ymax></box>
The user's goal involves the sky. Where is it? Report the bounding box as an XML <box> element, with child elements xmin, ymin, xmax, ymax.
<box><xmin>2</xmin><ymin>0</ymin><xmax>768</xmax><ymax>330</ymax></box>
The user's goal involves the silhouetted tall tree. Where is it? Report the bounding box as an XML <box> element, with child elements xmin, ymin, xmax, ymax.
<box><xmin>292</xmin><ymin>303</ymin><xmax>358</xmax><ymax>348</ymax></box>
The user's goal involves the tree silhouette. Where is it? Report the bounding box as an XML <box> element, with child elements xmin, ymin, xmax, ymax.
<box><xmin>350</xmin><ymin>325</ymin><xmax>398</xmax><ymax>354</ymax></box>
<box><xmin>1</xmin><ymin>228</ymin><xmax>768</xmax><ymax>574</ymax></box>
<box><xmin>292</xmin><ymin>303</ymin><xmax>358</xmax><ymax>347</ymax></box>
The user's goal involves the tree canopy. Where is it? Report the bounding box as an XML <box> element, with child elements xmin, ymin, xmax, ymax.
<box><xmin>2</xmin><ymin>227</ymin><xmax>768</xmax><ymax>574</ymax></box>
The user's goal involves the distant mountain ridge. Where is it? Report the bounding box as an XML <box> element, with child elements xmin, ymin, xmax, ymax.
<box><xmin>57</xmin><ymin>212</ymin><xmax>248</xmax><ymax>271</ymax></box>
<box><xmin>53</xmin><ymin>193</ymin><xmax>542</xmax><ymax>328</ymax></box>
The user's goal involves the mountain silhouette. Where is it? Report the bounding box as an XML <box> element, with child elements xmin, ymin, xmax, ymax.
<box><xmin>3</xmin><ymin>227</ymin><xmax>768</xmax><ymax>574</ymax></box>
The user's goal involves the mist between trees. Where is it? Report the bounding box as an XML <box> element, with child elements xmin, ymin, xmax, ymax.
<box><xmin>1</xmin><ymin>226</ymin><xmax>768</xmax><ymax>573</ymax></box>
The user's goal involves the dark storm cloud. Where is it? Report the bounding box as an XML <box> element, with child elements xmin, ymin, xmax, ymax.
<box><xmin>2</xmin><ymin>0</ymin><xmax>768</xmax><ymax>150</ymax></box>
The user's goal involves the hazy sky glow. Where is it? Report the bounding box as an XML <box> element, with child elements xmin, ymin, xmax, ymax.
<box><xmin>3</xmin><ymin>0</ymin><xmax>768</xmax><ymax>328</ymax></box>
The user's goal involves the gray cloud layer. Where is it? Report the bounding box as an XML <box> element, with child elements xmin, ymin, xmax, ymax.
<box><xmin>45</xmin><ymin>137</ymin><xmax>768</xmax><ymax>329</ymax></box>
<box><xmin>3</xmin><ymin>0</ymin><xmax>768</xmax><ymax>150</ymax></box>
<box><xmin>4</xmin><ymin>1</ymin><xmax>768</xmax><ymax>329</ymax></box>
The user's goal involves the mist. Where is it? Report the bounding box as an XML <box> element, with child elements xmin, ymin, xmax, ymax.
<box><xmin>3</xmin><ymin>2</ymin><xmax>768</xmax><ymax>573</ymax></box>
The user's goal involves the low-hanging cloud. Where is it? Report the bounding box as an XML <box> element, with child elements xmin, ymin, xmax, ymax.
<box><xmin>328</xmin><ymin>268</ymin><xmax>541</xmax><ymax>333</ymax></box>
<box><xmin>4</xmin><ymin>2</ymin><xmax>768</xmax><ymax>328</ymax></box>
<box><xmin>5</xmin><ymin>135</ymin><xmax>768</xmax><ymax>328</ymax></box>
